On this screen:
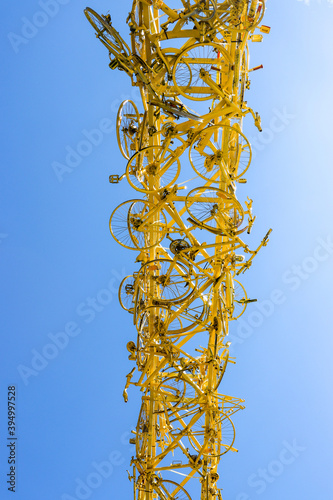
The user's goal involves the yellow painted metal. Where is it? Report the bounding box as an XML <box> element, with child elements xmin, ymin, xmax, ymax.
<box><xmin>84</xmin><ymin>1</ymin><xmax>271</xmax><ymax>499</ymax></box>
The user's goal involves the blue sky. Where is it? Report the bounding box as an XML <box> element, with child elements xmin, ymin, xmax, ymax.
<box><xmin>1</xmin><ymin>0</ymin><xmax>333</xmax><ymax>499</ymax></box>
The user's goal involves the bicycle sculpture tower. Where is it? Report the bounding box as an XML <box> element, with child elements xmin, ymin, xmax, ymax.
<box><xmin>85</xmin><ymin>1</ymin><xmax>271</xmax><ymax>499</ymax></box>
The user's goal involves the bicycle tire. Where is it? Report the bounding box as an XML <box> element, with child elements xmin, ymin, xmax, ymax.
<box><xmin>167</xmin><ymin>296</ymin><xmax>208</xmax><ymax>335</ymax></box>
<box><xmin>150</xmin><ymin>49</ymin><xmax>180</xmax><ymax>96</ymax></box>
<box><xmin>126</xmin><ymin>146</ymin><xmax>181</xmax><ymax>194</ymax></box>
<box><xmin>136</xmin><ymin>305</ymin><xmax>170</xmax><ymax>337</ymax></box>
<box><xmin>152</xmin><ymin>479</ymin><xmax>192</xmax><ymax>500</ymax></box>
<box><xmin>232</xmin><ymin>279</ymin><xmax>248</xmax><ymax>319</ymax></box>
<box><xmin>189</xmin><ymin>124</ymin><xmax>252</xmax><ymax>182</ymax></box>
<box><xmin>157</xmin><ymin>375</ymin><xmax>186</xmax><ymax>409</ymax></box>
<box><xmin>138</xmin><ymin>258</ymin><xmax>197</xmax><ymax>305</ymax></box>
<box><xmin>127</xmin><ymin>200</ymin><xmax>168</xmax><ymax>250</ymax></box>
<box><xmin>118</xmin><ymin>275</ymin><xmax>136</xmax><ymax>313</ymax></box>
<box><xmin>133</xmin><ymin>279</ymin><xmax>147</xmax><ymax>326</ymax></box>
<box><xmin>172</xmin><ymin>42</ymin><xmax>232</xmax><ymax>101</ymax></box>
<box><xmin>189</xmin><ymin>410</ymin><xmax>235</xmax><ymax>457</ymax></box>
<box><xmin>136</xmin><ymin>401</ymin><xmax>149</xmax><ymax>457</ymax></box>
<box><xmin>185</xmin><ymin>187</ymin><xmax>244</xmax><ymax>233</ymax></box>
<box><xmin>116</xmin><ymin>100</ymin><xmax>141</xmax><ymax>160</ymax></box>
<box><xmin>157</xmin><ymin>374</ymin><xmax>201</xmax><ymax>411</ymax></box>
<box><xmin>109</xmin><ymin>199</ymin><xmax>167</xmax><ymax>250</ymax></box>
<box><xmin>136</xmin><ymin>334</ymin><xmax>148</xmax><ymax>369</ymax></box>
<box><xmin>212</xmin><ymin>348</ymin><xmax>229</xmax><ymax>391</ymax></box>
<box><xmin>84</xmin><ymin>7</ymin><xmax>127</xmax><ymax>53</ymax></box>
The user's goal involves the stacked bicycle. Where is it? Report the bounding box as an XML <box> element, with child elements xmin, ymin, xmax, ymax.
<box><xmin>85</xmin><ymin>1</ymin><xmax>271</xmax><ymax>499</ymax></box>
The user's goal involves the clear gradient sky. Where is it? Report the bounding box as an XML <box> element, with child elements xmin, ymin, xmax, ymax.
<box><xmin>1</xmin><ymin>1</ymin><xmax>333</xmax><ymax>499</ymax></box>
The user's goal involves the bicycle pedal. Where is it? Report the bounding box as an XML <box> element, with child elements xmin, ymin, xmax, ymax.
<box><xmin>109</xmin><ymin>175</ymin><xmax>120</xmax><ymax>184</ymax></box>
<box><xmin>109</xmin><ymin>59</ymin><xmax>119</xmax><ymax>70</ymax></box>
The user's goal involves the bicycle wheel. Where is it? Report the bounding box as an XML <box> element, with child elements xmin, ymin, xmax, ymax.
<box><xmin>137</xmin><ymin>330</ymin><xmax>148</xmax><ymax>369</ymax></box>
<box><xmin>133</xmin><ymin>280</ymin><xmax>147</xmax><ymax>326</ymax></box>
<box><xmin>232</xmin><ymin>279</ymin><xmax>247</xmax><ymax>319</ymax></box>
<box><xmin>117</xmin><ymin>100</ymin><xmax>141</xmax><ymax>159</ymax></box>
<box><xmin>172</xmin><ymin>42</ymin><xmax>231</xmax><ymax>101</ymax></box>
<box><xmin>157</xmin><ymin>374</ymin><xmax>200</xmax><ymax>411</ymax></box>
<box><xmin>153</xmin><ymin>479</ymin><xmax>192</xmax><ymax>500</ymax></box>
<box><xmin>138</xmin><ymin>259</ymin><xmax>196</xmax><ymax>304</ymax></box>
<box><xmin>84</xmin><ymin>8</ymin><xmax>127</xmax><ymax>53</ymax></box>
<box><xmin>109</xmin><ymin>200</ymin><xmax>167</xmax><ymax>250</ymax></box>
<box><xmin>157</xmin><ymin>375</ymin><xmax>186</xmax><ymax>409</ymax></box>
<box><xmin>189</xmin><ymin>124</ymin><xmax>252</xmax><ymax>182</ymax></box>
<box><xmin>150</xmin><ymin>50</ymin><xmax>179</xmax><ymax>96</ymax></box>
<box><xmin>212</xmin><ymin>349</ymin><xmax>229</xmax><ymax>391</ymax></box>
<box><xmin>128</xmin><ymin>200</ymin><xmax>168</xmax><ymax>249</ymax></box>
<box><xmin>189</xmin><ymin>410</ymin><xmax>235</xmax><ymax>457</ymax></box>
<box><xmin>126</xmin><ymin>146</ymin><xmax>181</xmax><ymax>193</ymax></box>
<box><xmin>136</xmin><ymin>401</ymin><xmax>149</xmax><ymax>457</ymax></box>
<box><xmin>118</xmin><ymin>275</ymin><xmax>136</xmax><ymax>313</ymax></box>
<box><xmin>167</xmin><ymin>296</ymin><xmax>208</xmax><ymax>335</ymax></box>
<box><xmin>186</xmin><ymin>187</ymin><xmax>244</xmax><ymax>233</ymax></box>
<box><xmin>136</xmin><ymin>303</ymin><xmax>152</xmax><ymax>368</ymax></box>
<box><xmin>218</xmin><ymin>278</ymin><xmax>248</xmax><ymax>320</ymax></box>
<box><xmin>136</xmin><ymin>305</ymin><xmax>170</xmax><ymax>337</ymax></box>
